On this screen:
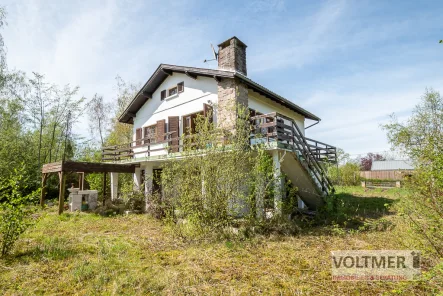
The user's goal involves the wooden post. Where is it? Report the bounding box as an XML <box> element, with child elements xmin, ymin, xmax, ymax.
<box><xmin>58</xmin><ymin>172</ymin><xmax>66</xmax><ymax>215</ymax></box>
<box><xmin>102</xmin><ymin>172</ymin><xmax>107</xmax><ymax>206</ymax></box>
<box><xmin>40</xmin><ymin>173</ymin><xmax>48</xmax><ymax>208</ymax></box>
<box><xmin>78</xmin><ymin>172</ymin><xmax>85</xmax><ymax>190</ymax></box>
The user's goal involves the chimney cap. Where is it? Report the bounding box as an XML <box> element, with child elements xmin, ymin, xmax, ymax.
<box><xmin>218</xmin><ymin>36</ymin><xmax>247</xmax><ymax>48</ymax></box>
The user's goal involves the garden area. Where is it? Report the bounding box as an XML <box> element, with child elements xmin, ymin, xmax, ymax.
<box><xmin>0</xmin><ymin>187</ymin><xmax>441</xmax><ymax>295</ymax></box>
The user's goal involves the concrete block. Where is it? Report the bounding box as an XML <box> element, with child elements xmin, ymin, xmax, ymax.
<box><xmin>88</xmin><ymin>202</ymin><xmax>97</xmax><ymax>210</ymax></box>
<box><xmin>69</xmin><ymin>202</ymin><xmax>82</xmax><ymax>211</ymax></box>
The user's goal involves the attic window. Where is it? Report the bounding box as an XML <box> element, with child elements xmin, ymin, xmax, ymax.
<box><xmin>161</xmin><ymin>90</ymin><xmax>166</xmax><ymax>101</ymax></box>
<box><xmin>178</xmin><ymin>82</ymin><xmax>184</xmax><ymax>93</ymax></box>
<box><xmin>168</xmin><ymin>86</ymin><xmax>178</xmax><ymax>96</ymax></box>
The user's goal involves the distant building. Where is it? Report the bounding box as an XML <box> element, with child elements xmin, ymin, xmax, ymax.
<box><xmin>360</xmin><ymin>160</ymin><xmax>414</xmax><ymax>180</ymax></box>
<box><xmin>371</xmin><ymin>160</ymin><xmax>414</xmax><ymax>171</ymax></box>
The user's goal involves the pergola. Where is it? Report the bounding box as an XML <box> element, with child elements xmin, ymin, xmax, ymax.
<box><xmin>41</xmin><ymin>161</ymin><xmax>139</xmax><ymax>214</ymax></box>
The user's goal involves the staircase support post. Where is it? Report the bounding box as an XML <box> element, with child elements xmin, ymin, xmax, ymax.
<box><xmin>272</xmin><ymin>150</ymin><xmax>284</xmax><ymax>215</ymax></box>
<box><xmin>110</xmin><ymin>172</ymin><xmax>119</xmax><ymax>201</ymax></box>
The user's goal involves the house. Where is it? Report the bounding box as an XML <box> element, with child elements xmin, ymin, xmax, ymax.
<box><xmin>103</xmin><ymin>36</ymin><xmax>337</xmax><ymax>214</ymax></box>
<box><xmin>360</xmin><ymin>160</ymin><xmax>414</xmax><ymax>181</ymax></box>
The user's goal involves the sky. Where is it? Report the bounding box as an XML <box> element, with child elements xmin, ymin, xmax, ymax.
<box><xmin>2</xmin><ymin>0</ymin><xmax>443</xmax><ymax>157</ymax></box>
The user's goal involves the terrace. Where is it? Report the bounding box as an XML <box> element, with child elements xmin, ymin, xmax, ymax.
<box><xmin>101</xmin><ymin>112</ymin><xmax>337</xmax><ymax>165</ymax></box>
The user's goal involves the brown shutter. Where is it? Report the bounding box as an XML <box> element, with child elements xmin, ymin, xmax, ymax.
<box><xmin>203</xmin><ymin>103</ymin><xmax>213</xmax><ymax>124</ymax></box>
<box><xmin>135</xmin><ymin>128</ymin><xmax>142</xmax><ymax>146</ymax></box>
<box><xmin>178</xmin><ymin>82</ymin><xmax>184</xmax><ymax>93</ymax></box>
<box><xmin>183</xmin><ymin>116</ymin><xmax>189</xmax><ymax>135</ymax></box>
<box><xmin>168</xmin><ymin>116</ymin><xmax>179</xmax><ymax>152</ymax></box>
<box><xmin>161</xmin><ymin>90</ymin><xmax>166</xmax><ymax>100</ymax></box>
<box><xmin>156</xmin><ymin>119</ymin><xmax>166</xmax><ymax>143</ymax></box>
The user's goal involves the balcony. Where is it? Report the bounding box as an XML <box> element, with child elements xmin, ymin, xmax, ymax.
<box><xmin>101</xmin><ymin>112</ymin><xmax>337</xmax><ymax>165</ymax></box>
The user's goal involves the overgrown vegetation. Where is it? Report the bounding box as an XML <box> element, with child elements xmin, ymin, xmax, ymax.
<box><xmin>0</xmin><ymin>187</ymin><xmax>441</xmax><ymax>295</ymax></box>
<box><xmin>383</xmin><ymin>89</ymin><xmax>443</xmax><ymax>261</ymax></box>
<box><xmin>0</xmin><ymin>167</ymin><xmax>39</xmax><ymax>256</ymax></box>
<box><xmin>158</xmin><ymin>105</ymin><xmax>290</xmax><ymax>239</ymax></box>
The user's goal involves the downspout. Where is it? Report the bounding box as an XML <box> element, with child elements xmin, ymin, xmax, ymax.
<box><xmin>305</xmin><ymin>120</ymin><xmax>320</xmax><ymax>130</ymax></box>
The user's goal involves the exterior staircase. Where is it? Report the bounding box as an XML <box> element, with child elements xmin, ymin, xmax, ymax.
<box><xmin>251</xmin><ymin>112</ymin><xmax>336</xmax><ymax>209</ymax></box>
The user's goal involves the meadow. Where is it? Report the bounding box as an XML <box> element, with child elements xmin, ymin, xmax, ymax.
<box><xmin>0</xmin><ymin>187</ymin><xmax>439</xmax><ymax>295</ymax></box>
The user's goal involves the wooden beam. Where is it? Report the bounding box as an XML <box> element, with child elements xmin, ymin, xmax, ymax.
<box><xmin>185</xmin><ymin>71</ymin><xmax>197</xmax><ymax>80</ymax></box>
<box><xmin>127</xmin><ymin>112</ymin><xmax>136</xmax><ymax>118</ymax></box>
<box><xmin>162</xmin><ymin>69</ymin><xmax>173</xmax><ymax>76</ymax></box>
<box><xmin>58</xmin><ymin>172</ymin><xmax>66</xmax><ymax>215</ymax></box>
<box><xmin>42</xmin><ymin>161</ymin><xmax>63</xmax><ymax>173</ymax></box>
<box><xmin>45</xmin><ymin>161</ymin><xmax>138</xmax><ymax>174</ymax></box>
<box><xmin>40</xmin><ymin>173</ymin><xmax>48</xmax><ymax>208</ymax></box>
<box><xmin>142</xmin><ymin>91</ymin><xmax>152</xmax><ymax>98</ymax></box>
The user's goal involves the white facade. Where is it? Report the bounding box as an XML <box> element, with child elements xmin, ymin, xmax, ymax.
<box><xmin>132</xmin><ymin>73</ymin><xmax>218</xmax><ymax>159</ymax></box>
<box><xmin>132</xmin><ymin>74</ymin><xmax>306</xmax><ymax>155</ymax></box>
<box><xmin>133</xmin><ymin>73</ymin><xmax>218</xmax><ymax>141</ymax></box>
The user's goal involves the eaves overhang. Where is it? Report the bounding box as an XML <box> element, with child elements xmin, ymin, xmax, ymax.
<box><xmin>118</xmin><ymin>64</ymin><xmax>320</xmax><ymax>124</ymax></box>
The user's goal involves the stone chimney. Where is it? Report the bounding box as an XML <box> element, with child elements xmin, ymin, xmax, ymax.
<box><xmin>217</xmin><ymin>36</ymin><xmax>247</xmax><ymax>75</ymax></box>
<box><xmin>216</xmin><ymin>37</ymin><xmax>248</xmax><ymax>131</ymax></box>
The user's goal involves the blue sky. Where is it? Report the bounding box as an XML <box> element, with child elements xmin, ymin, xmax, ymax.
<box><xmin>2</xmin><ymin>0</ymin><xmax>443</xmax><ymax>157</ymax></box>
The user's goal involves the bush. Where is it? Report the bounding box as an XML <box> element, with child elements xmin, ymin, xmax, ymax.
<box><xmin>327</xmin><ymin>162</ymin><xmax>361</xmax><ymax>186</ymax></box>
<box><xmin>0</xmin><ymin>168</ymin><xmax>39</xmax><ymax>256</ymax></box>
<box><xmin>383</xmin><ymin>89</ymin><xmax>443</xmax><ymax>260</ymax></box>
<box><xmin>158</xmin><ymin>104</ymin><xmax>285</xmax><ymax>238</ymax></box>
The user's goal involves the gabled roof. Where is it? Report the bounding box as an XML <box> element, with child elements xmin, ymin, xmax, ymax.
<box><xmin>371</xmin><ymin>160</ymin><xmax>414</xmax><ymax>171</ymax></box>
<box><xmin>118</xmin><ymin>64</ymin><xmax>320</xmax><ymax>124</ymax></box>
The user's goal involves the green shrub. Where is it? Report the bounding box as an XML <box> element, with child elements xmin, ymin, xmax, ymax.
<box><xmin>158</xmin><ymin>104</ymin><xmax>286</xmax><ymax>238</ymax></box>
<box><xmin>0</xmin><ymin>167</ymin><xmax>40</xmax><ymax>256</ymax></box>
<box><xmin>327</xmin><ymin>162</ymin><xmax>361</xmax><ymax>186</ymax></box>
<box><xmin>383</xmin><ymin>89</ymin><xmax>443</xmax><ymax>261</ymax></box>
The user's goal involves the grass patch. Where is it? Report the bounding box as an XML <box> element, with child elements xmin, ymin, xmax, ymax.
<box><xmin>0</xmin><ymin>187</ymin><xmax>439</xmax><ymax>295</ymax></box>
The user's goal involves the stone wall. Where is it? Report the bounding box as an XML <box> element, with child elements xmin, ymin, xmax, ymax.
<box><xmin>218</xmin><ymin>37</ymin><xmax>247</xmax><ymax>75</ymax></box>
<box><xmin>217</xmin><ymin>78</ymin><xmax>248</xmax><ymax>130</ymax></box>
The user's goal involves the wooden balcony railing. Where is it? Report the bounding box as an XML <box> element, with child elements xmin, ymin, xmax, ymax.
<box><xmin>102</xmin><ymin>113</ymin><xmax>336</xmax><ymax>164</ymax></box>
<box><xmin>249</xmin><ymin>113</ymin><xmax>337</xmax><ymax>163</ymax></box>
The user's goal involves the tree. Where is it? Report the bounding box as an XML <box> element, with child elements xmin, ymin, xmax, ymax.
<box><xmin>359</xmin><ymin>152</ymin><xmax>385</xmax><ymax>171</ymax></box>
<box><xmin>0</xmin><ymin>6</ymin><xmax>6</xmax><ymax>86</ymax></box>
<box><xmin>106</xmin><ymin>76</ymin><xmax>139</xmax><ymax>146</ymax></box>
<box><xmin>382</xmin><ymin>88</ymin><xmax>443</xmax><ymax>259</ymax></box>
<box><xmin>87</xmin><ymin>94</ymin><xmax>111</xmax><ymax>146</ymax></box>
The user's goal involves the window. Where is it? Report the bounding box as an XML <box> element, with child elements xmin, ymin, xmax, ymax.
<box><xmin>168</xmin><ymin>86</ymin><xmax>178</xmax><ymax>96</ymax></box>
<box><xmin>178</xmin><ymin>81</ymin><xmax>184</xmax><ymax>93</ymax></box>
<box><xmin>144</xmin><ymin>125</ymin><xmax>157</xmax><ymax>144</ymax></box>
<box><xmin>161</xmin><ymin>82</ymin><xmax>183</xmax><ymax>101</ymax></box>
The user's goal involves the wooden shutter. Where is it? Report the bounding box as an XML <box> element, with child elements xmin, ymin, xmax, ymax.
<box><xmin>168</xmin><ymin>116</ymin><xmax>179</xmax><ymax>152</ymax></box>
<box><xmin>183</xmin><ymin>116</ymin><xmax>190</xmax><ymax>135</ymax></box>
<box><xmin>135</xmin><ymin>128</ymin><xmax>142</xmax><ymax>146</ymax></box>
<box><xmin>156</xmin><ymin>119</ymin><xmax>166</xmax><ymax>143</ymax></box>
<box><xmin>203</xmin><ymin>103</ymin><xmax>213</xmax><ymax>124</ymax></box>
<box><xmin>178</xmin><ymin>82</ymin><xmax>184</xmax><ymax>93</ymax></box>
<box><xmin>161</xmin><ymin>90</ymin><xmax>166</xmax><ymax>100</ymax></box>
